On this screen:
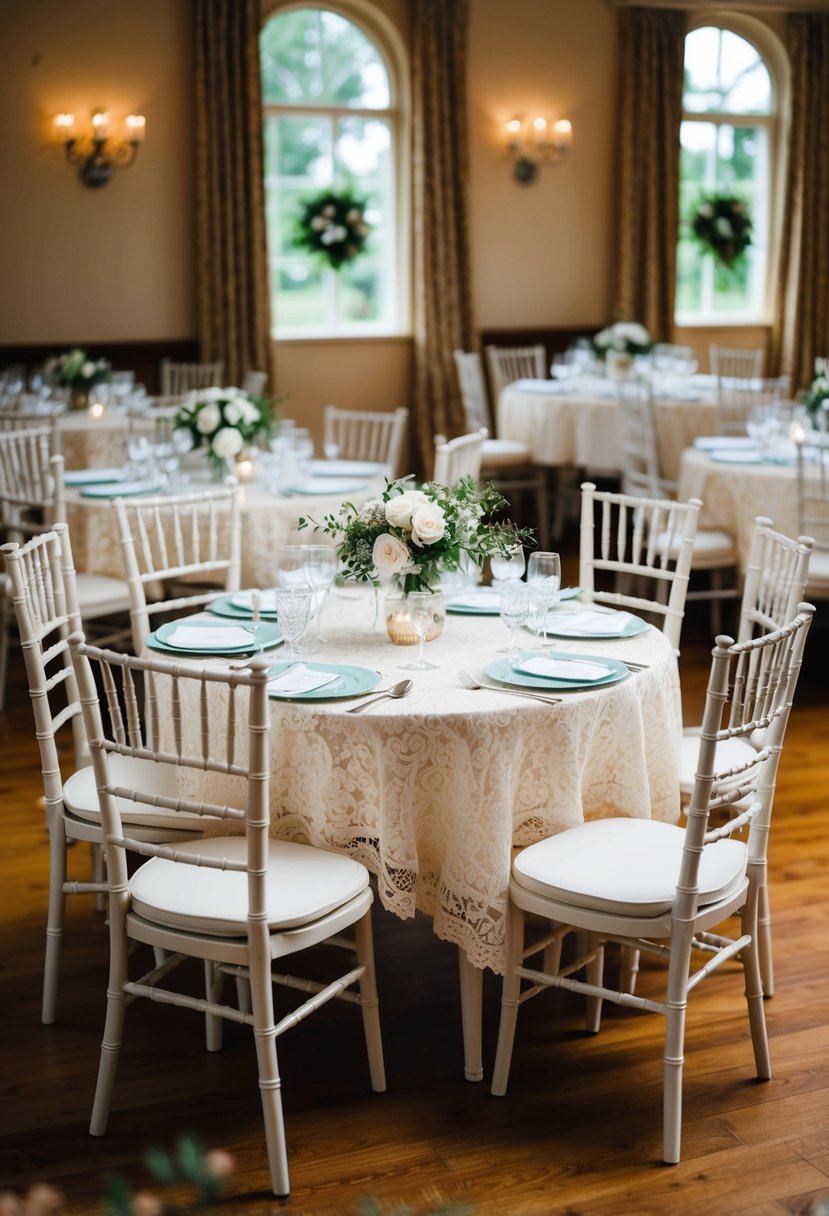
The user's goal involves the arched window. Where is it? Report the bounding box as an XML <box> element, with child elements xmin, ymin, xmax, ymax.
<box><xmin>260</xmin><ymin>5</ymin><xmax>403</xmax><ymax>337</ymax></box>
<box><xmin>675</xmin><ymin>24</ymin><xmax>779</xmax><ymax>326</ymax></box>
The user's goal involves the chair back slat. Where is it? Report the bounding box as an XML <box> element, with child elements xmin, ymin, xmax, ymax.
<box><xmin>453</xmin><ymin>350</ymin><xmax>493</xmax><ymax>434</ymax></box>
<box><xmin>323</xmin><ymin>406</ymin><xmax>408</xmax><ymax>477</ymax></box>
<box><xmin>160</xmin><ymin>359</ymin><xmax>224</xmax><ymax>397</ymax></box>
<box><xmin>484</xmin><ymin>344</ymin><xmax>546</xmax><ymax>399</ymax></box>
<box><xmin>739</xmin><ymin>517</ymin><xmax>812</xmax><ymax>641</ymax></box>
<box><xmin>432</xmin><ymin>429</ymin><xmax>487</xmax><ymax>485</ymax></box>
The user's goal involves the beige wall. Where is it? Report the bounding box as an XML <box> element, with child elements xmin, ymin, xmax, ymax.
<box><xmin>0</xmin><ymin>0</ymin><xmax>786</xmax><ymax>436</ymax></box>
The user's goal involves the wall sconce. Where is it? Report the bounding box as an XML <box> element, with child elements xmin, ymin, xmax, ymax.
<box><xmin>53</xmin><ymin>108</ymin><xmax>146</xmax><ymax>188</ymax></box>
<box><xmin>505</xmin><ymin>115</ymin><xmax>572</xmax><ymax>185</ymax></box>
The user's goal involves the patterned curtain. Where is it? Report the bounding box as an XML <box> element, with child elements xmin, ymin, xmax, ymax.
<box><xmin>194</xmin><ymin>0</ymin><xmax>274</xmax><ymax>390</ymax></box>
<box><xmin>769</xmin><ymin>14</ymin><xmax>829</xmax><ymax>391</ymax></box>
<box><xmin>614</xmin><ymin>7</ymin><xmax>687</xmax><ymax>342</ymax></box>
<box><xmin>410</xmin><ymin>0</ymin><xmax>476</xmax><ymax>475</ymax></box>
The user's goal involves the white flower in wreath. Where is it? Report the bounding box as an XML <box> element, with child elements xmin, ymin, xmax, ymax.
<box><xmin>715</xmin><ymin>216</ymin><xmax>734</xmax><ymax>237</ymax></box>
<box><xmin>411</xmin><ymin>502</ymin><xmax>446</xmax><ymax>546</ymax></box>
<box><xmin>346</xmin><ymin>208</ymin><xmax>362</xmax><ymax>224</ymax></box>
<box><xmin>323</xmin><ymin>204</ymin><xmax>336</xmax><ymax>218</ymax></box>
<box><xmin>196</xmin><ymin>403</ymin><xmax>221</xmax><ymax>434</ymax></box>
<box><xmin>385</xmin><ymin>489</ymin><xmax>428</xmax><ymax>530</ymax></box>
<box><xmin>372</xmin><ymin>533</ymin><xmax>411</xmax><ymax>578</ymax></box>
<box><xmin>211</xmin><ymin>426</ymin><xmax>244</xmax><ymax>459</ymax></box>
<box><xmin>311</xmin><ymin>215</ymin><xmax>329</xmax><ymax>232</ymax></box>
<box><xmin>320</xmin><ymin>224</ymin><xmax>347</xmax><ymax>246</ymax></box>
<box><xmin>697</xmin><ymin>203</ymin><xmax>714</xmax><ymax>219</ymax></box>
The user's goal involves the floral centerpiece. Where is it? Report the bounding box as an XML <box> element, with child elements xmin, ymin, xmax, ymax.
<box><xmin>293</xmin><ymin>187</ymin><xmax>371</xmax><ymax>270</ymax></box>
<box><xmin>801</xmin><ymin>372</ymin><xmax>829</xmax><ymax>427</ymax></box>
<box><xmin>591</xmin><ymin>321</ymin><xmax>652</xmax><ymax>359</ymax></box>
<box><xmin>173</xmin><ymin>387</ymin><xmax>275</xmax><ymax>476</ymax></box>
<box><xmin>43</xmin><ymin>348</ymin><xmax>111</xmax><ymax>407</ymax></box>
<box><xmin>690</xmin><ymin>193</ymin><xmax>753</xmax><ymax>267</ymax></box>
<box><xmin>299</xmin><ymin>475</ymin><xmax>534</xmax><ymax>594</ymax></box>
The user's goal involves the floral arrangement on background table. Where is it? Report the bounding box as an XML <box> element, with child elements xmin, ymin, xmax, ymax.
<box><xmin>43</xmin><ymin>348</ymin><xmax>111</xmax><ymax>408</ymax></box>
<box><xmin>801</xmin><ymin>371</ymin><xmax>829</xmax><ymax>427</ymax></box>
<box><xmin>591</xmin><ymin>321</ymin><xmax>652</xmax><ymax>358</ymax></box>
<box><xmin>299</xmin><ymin>475</ymin><xmax>534</xmax><ymax>594</ymax></box>
<box><xmin>294</xmin><ymin>187</ymin><xmax>371</xmax><ymax>270</ymax></box>
<box><xmin>689</xmin><ymin>193</ymin><xmax>753</xmax><ymax>267</ymax></box>
<box><xmin>174</xmin><ymin>387</ymin><xmax>275</xmax><ymax>476</ymax></box>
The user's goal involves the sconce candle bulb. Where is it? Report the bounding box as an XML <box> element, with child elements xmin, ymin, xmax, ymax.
<box><xmin>505</xmin><ymin>113</ymin><xmax>572</xmax><ymax>185</ymax></box>
<box><xmin>54</xmin><ymin>107</ymin><xmax>146</xmax><ymax>188</ymax></box>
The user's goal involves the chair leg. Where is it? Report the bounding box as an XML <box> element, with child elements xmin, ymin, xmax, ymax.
<box><xmin>757</xmin><ymin>878</ymin><xmax>774</xmax><ymax>997</ymax></box>
<box><xmin>709</xmin><ymin>570</ymin><xmax>723</xmax><ymax>636</ymax></box>
<box><xmin>741</xmin><ymin>899</ymin><xmax>771</xmax><ymax>1079</ymax></box>
<box><xmin>354</xmin><ymin>911</ymin><xmax>386</xmax><ymax>1093</ymax></box>
<box><xmin>620</xmin><ymin>945</ymin><xmax>640</xmax><ymax>995</ymax></box>
<box><xmin>91</xmin><ymin>843</ymin><xmax>105</xmax><ymax>913</ymax></box>
<box><xmin>42</xmin><ymin>820</ymin><xmax>68</xmax><ymax>1025</ymax></box>
<box><xmin>662</xmin><ymin>999</ymin><xmax>686</xmax><ymax>1164</ymax></box>
<box><xmin>204</xmin><ymin>960</ymin><xmax>224</xmax><ymax>1053</ymax></box>
<box><xmin>90</xmin><ymin>894</ymin><xmax>129</xmax><ymax>1136</ymax></box>
<box><xmin>458</xmin><ymin>948</ymin><xmax>483</xmax><ymax>1083</ymax></box>
<box><xmin>0</xmin><ymin>598</ymin><xmax>10</xmax><ymax>711</ymax></box>
<box><xmin>491</xmin><ymin>905</ymin><xmax>526</xmax><ymax>1096</ymax></box>
<box><xmin>248</xmin><ymin>935</ymin><xmax>289</xmax><ymax>1196</ymax></box>
<box><xmin>584</xmin><ymin>936</ymin><xmax>604</xmax><ymax>1035</ymax></box>
<box><xmin>235</xmin><ymin>974</ymin><xmax>252</xmax><ymax>1014</ymax></box>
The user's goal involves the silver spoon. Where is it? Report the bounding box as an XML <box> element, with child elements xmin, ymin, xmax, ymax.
<box><xmin>346</xmin><ymin>678</ymin><xmax>413</xmax><ymax>713</ymax></box>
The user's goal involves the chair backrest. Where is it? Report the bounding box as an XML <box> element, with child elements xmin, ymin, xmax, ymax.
<box><xmin>112</xmin><ymin>483</ymin><xmax>242</xmax><ymax>652</ymax></box>
<box><xmin>68</xmin><ymin>636</ymin><xmax>271</xmax><ymax>928</ymax></box>
<box><xmin>432</xmin><ymin>429</ymin><xmax>487</xmax><ymax>486</ymax></box>
<box><xmin>738</xmin><ymin>517</ymin><xmax>813</xmax><ymax>642</ymax></box>
<box><xmin>485</xmin><ymin>344</ymin><xmax>547</xmax><ymax>399</ymax></box>
<box><xmin>159</xmin><ymin>359</ymin><xmax>225</xmax><ymax>397</ymax></box>
<box><xmin>617</xmin><ymin>380</ymin><xmax>676</xmax><ymax>499</ymax></box>
<box><xmin>322</xmin><ymin>406</ymin><xmax>408</xmax><ymax>476</ymax></box>
<box><xmin>453</xmin><ymin>350</ymin><xmax>493</xmax><ymax>434</ymax></box>
<box><xmin>715</xmin><ymin>374</ymin><xmax>791</xmax><ymax>437</ymax></box>
<box><xmin>241</xmin><ymin>369</ymin><xmax>268</xmax><ymax>396</ymax></box>
<box><xmin>680</xmin><ymin>605</ymin><xmax>813</xmax><ymax>906</ymax></box>
<box><xmin>578</xmin><ymin>481</ymin><xmax>700</xmax><ymax>652</ymax></box>
<box><xmin>796</xmin><ymin>438</ymin><xmax>829</xmax><ymax>549</ymax></box>
<box><xmin>2</xmin><ymin>525</ymin><xmax>89</xmax><ymax>784</ymax></box>
<box><xmin>709</xmin><ymin>345</ymin><xmax>764</xmax><ymax>380</ymax></box>
<box><xmin>0</xmin><ymin>427</ymin><xmax>65</xmax><ymax>544</ymax></box>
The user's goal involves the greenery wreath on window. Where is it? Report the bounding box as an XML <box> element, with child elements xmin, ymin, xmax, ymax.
<box><xmin>293</xmin><ymin>188</ymin><xmax>371</xmax><ymax>271</ymax></box>
<box><xmin>689</xmin><ymin>193</ymin><xmax>753</xmax><ymax>268</ymax></box>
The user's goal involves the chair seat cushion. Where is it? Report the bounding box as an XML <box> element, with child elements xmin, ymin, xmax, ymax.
<box><xmin>129</xmin><ymin>837</ymin><xmax>370</xmax><ymax>935</ymax></box>
<box><xmin>655</xmin><ymin>527</ymin><xmax>736</xmax><ymax>567</ymax></box>
<box><xmin>76</xmin><ymin>573</ymin><xmax>131</xmax><ymax>618</ymax></box>
<box><xmin>481</xmin><ymin>438</ymin><xmax>532</xmax><ymax>469</ymax></box>
<box><xmin>512</xmin><ymin>818</ymin><xmax>747</xmax><ymax>917</ymax></box>
<box><xmin>678</xmin><ymin>731</ymin><xmax>759</xmax><ymax>795</ymax></box>
<box><xmin>63</xmin><ymin>755</ymin><xmax>204</xmax><ymax>832</ymax></box>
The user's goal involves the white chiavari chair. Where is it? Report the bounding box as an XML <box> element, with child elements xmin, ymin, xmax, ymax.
<box><xmin>432</xmin><ymin>428</ymin><xmax>487</xmax><ymax>486</ymax></box>
<box><xmin>484</xmin><ymin>343</ymin><xmax>547</xmax><ymax>398</ymax></box>
<box><xmin>796</xmin><ymin>438</ymin><xmax>829</xmax><ymax>601</ymax></box>
<box><xmin>322</xmin><ymin>405</ymin><xmax>408</xmax><ymax>477</ymax></box>
<box><xmin>69</xmin><ymin>637</ymin><xmax>385</xmax><ymax>1197</ymax></box>
<box><xmin>709</xmin><ymin>344</ymin><xmax>764</xmax><ymax>381</ymax></box>
<box><xmin>159</xmin><ymin>359</ymin><xmax>224</xmax><ymax>397</ymax></box>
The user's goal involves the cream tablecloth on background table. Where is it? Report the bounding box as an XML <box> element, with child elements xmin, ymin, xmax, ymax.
<box><xmin>498</xmin><ymin>378</ymin><xmax>717</xmax><ymax>481</ymax></box>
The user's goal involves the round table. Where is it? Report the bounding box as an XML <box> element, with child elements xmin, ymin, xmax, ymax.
<box><xmin>498</xmin><ymin>377</ymin><xmax>717</xmax><ymax>481</ymax></box>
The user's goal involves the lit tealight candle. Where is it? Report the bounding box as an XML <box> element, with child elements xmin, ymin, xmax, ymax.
<box><xmin>88</xmin><ymin>401</ymin><xmax>106</xmax><ymax>420</ymax></box>
<box><xmin>235</xmin><ymin>454</ymin><xmax>255</xmax><ymax>483</ymax></box>
<box><xmin>790</xmin><ymin>421</ymin><xmax>807</xmax><ymax>446</ymax></box>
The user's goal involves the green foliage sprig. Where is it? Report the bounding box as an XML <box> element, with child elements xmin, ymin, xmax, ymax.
<box><xmin>294</xmin><ymin>187</ymin><xmax>371</xmax><ymax>270</ymax></box>
<box><xmin>690</xmin><ymin>193</ymin><xmax>753</xmax><ymax>267</ymax></box>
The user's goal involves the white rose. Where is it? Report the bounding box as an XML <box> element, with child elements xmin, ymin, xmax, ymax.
<box><xmin>223</xmin><ymin>401</ymin><xmax>241</xmax><ymax>425</ymax></box>
<box><xmin>411</xmin><ymin>502</ymin><xmax>446</xmax><ymax>546</ymax></box>
<box><xmin>196</xmin><ymin>403</ymin><xmax>221</xmax><ymax>434</ymax></box>
<box><xmin>203</xmin><ymin>386</ymin><xmax>225</xmax><ymax>402</ymax></box>
<box><xmin>372</xmin><ymin>533</ymin><xmax>411</xmax><ymax>578</ymax></box>
<box><xmin>385</xmin><ymin>490</ymin><xmax>427</xmax><ymax>530</ymax></box>
<box><xmin>238</xmin><ymin>399</ymin><xmax>260</xmax><ymax>424</ymax></box>
<box><xmin>211</xmin><ymin>426</ymin><xmax>244</xmax><ymax>459</ymax></box>
<box><xmin>81</xmin><ymin>361</ymin><xmax>96</xmax><ymax>378</ymax></box>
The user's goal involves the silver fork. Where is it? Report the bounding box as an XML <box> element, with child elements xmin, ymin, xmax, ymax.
<box><xmin>457</xmin><ymin>670</ymin><xmax>561</xmax><ymax>705</ymax></box>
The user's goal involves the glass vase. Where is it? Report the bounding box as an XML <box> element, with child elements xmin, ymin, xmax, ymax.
<box><xmin>69</xmin><ymin>385</ymin><xmax>89</xmax><ymax>411</ymax></box>
<box><xmin>384</xmin><ymin>585</ymin><xmax>445</xmax><ymax>646</ymax></box>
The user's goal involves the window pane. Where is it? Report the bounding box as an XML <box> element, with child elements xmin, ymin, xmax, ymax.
<box><xmin>261</xmin><ymin>8</ymin><xmax>390</xmax><ymax>108</ymax></box>
<box><xmin>683</xmin><ymin>28</ymin><xmax>771</xmax><ymax>115</ymax></box>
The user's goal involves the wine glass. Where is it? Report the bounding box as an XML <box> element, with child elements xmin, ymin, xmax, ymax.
<box><xmin>110</xmin><ymin>370</ymin><xmax>135</xmax><ymax>411</ymax></box>
<box><xmin>273</xmin><ymin>586</ymin><xmax>312</xmax><ymax>665</ymax></box>
<box><xmin>401</xmin><ymin>592</ymin><xmax>438</xmax><ymax>671</ymax></box>
<box><xmin>490</xmin><ymin>545</ymin><xmax>526</xmax><ymax>587</ymax></box>
<box><xmin>526</xmin><ymin>551</ymin><xmax>561</xmax><ymax>648</ymax></box>
<box><xmin>499</xmin><ymin>582</ymin><xmax>529</xmax><ymax>655</ymax></box>
<box><xmin>303</xmin><ymin>544</ymin><xmax>338</xmax><ymax>644</ymax></box>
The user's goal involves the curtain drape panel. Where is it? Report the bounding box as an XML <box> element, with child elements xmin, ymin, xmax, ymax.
<box><xmin>410</xmin><ymin>0</ymin><xmax>476</xmax><ymax>476</ymax></box>
<box><xmin>614</xmin><ymin>8</ymin><xmax>686</xmax><ymax>343</ymax></box>
<box><xmin>770</xmin><ymin>14</ymin><xmax>829</xmax><ymax>390</ymax></box>
<box><xmin>194</xmin><ymin>0</ymin><xmax>274</xmax><ymax>391</ymax></box>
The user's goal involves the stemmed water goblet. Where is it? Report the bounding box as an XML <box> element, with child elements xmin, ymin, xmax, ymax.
<box><xmin>499</xmin><ymin>582</ymin><xmax>530</xmax><ymax>656</ymax></box>
<box><xmin>490</xmin><ymin>545</ymin><xmax>526</xmax><ymax>588</ymax></box>
<box><xmin>526</xmin><ymin>551</ymin><xmax>561</xmax><ymax>648</ymax></box>
<box><xmin>401</xmin><ymin>592</ymin><xmax>439</xmax><ymax>671</ymax></box>
<box><xmin>303</xmin><ymin>544</ymin><xmax>338</xmax><ymax>645</ymax></box>
<box><xmin>273</xmin><ymin>585</ymin><xmax>312</xmax><ymax>666</ymax></box>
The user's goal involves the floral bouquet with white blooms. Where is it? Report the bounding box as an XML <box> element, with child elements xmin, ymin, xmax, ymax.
<box><xmin>801</xmin><ymin>372</ymin><xmax>829</xmax><ymax>425</ymax></box>
<box><xmin>592</xmin><ymin>321</ymin><xmax>652</xmax><ymax>358</ymax></box>
<box><xmin>44</xmin><ymin>347</ymin><xmax>111</xmax><ymax>389</ymax></box>
<box><xmin>294</xmin><ymin>187</ymin><xmax>371</xmax><ymax>271</ymax></box>
<box><xmin>299</xmin><ymin>476</ymin><xmax>534</xmax><ymax>594</ymax></box>
<box><xmin>174</xmin><ymin>387</ymin><xmax>274</xmax><ymax>474</ymax></box>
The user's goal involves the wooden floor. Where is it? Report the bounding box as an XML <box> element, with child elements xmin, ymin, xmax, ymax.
<box><xmin>1</xmin><ymin>586</ymin><xmax>828</xmax><ymax>1216</ymax></box>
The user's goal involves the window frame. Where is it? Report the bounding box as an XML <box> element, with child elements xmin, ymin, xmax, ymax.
<box><xmin>675</xmin><ymin>16</ymin><xmax>788</xmax><ymax>330</ymax></box>
<box><xmin>260</xmin><ymin>0</ymin><xmax>410</xmax><ymax>342</ymax></box>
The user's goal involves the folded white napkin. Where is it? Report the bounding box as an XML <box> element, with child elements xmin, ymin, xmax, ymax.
<box><xmin>708</xmin><ymin>449</ymin><xmax>763</xmax><ymax>464</ymax></box>
<box><xmin>514</xmin><ymin>656</ymin><xmax>613</xmax><ymax>682</ymax></box>
<box><xmin>64</xmin><ymin>467</ymin><xmax>126</xmax><ymax>485</ymax></box>
<box><xmin>232</xmin><ymin>589</ymin><xmax>278</xmax><ymax>612</ymax></box>
<box><xmin>694</xmin><ymin>435</ymin><xmax>756</xmax><ymax>451</ymax></box>
<box><xmin>267</xmin><ymin>665</ymin><xmax>340</xmax><ymax>694</ymax></box>
<box><xmin>548</xmin><ymin>610</ymin><xmax>634</xmax><ymax>636</ymax></box>
<box><xmin>308</xmin><ymin>459</ymin><xmax>385</xmax><ymax>477</ymax></box>
<box><xmin>511</xmin><ymin>378</ymin><xmax>558</xmax><ymax>394</ymax></box>
<box><xmin>448</xmin><ymin>589</ymin><xmax>501</xmax><ymax>609</ymax></box>
<box><xmin>165</xmin><ymin>624</ymin><xmax>254</xmax><ymax>650</ymax></box>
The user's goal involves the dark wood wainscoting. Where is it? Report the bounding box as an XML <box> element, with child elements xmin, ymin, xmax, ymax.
<box><xmin>479</xmin><ymin>325</ymin><xmax>600</xmax><ymax>367</ymax></box>
<box><xmin>0</xmin><ymin>338</ymin><xmax>201</xmax><ymax>395</ymax></box>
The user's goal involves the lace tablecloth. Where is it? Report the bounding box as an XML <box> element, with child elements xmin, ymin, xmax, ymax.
<box><xmin>168</xmin><ymin>589</ymin><xmax>682</xmax><ymax>973</ymax></box>
<box><xmin>498</xmin><ymin>379</ymin><xmax>716</xmax><ymax>481</ymax></box>
<box><xmin>64</xmin><ymin>478</ymin><xmax>383</xmax><ymax>589</ymax></box>
<box><xmin>57</xmin><ymin>413</ymin><xmax>130</xmax><ymax>470</ymax></box>
<box><xmin>677</xmin><ymin>448</ymin><xmax>799</xmax><ymax>571</ymax></box>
